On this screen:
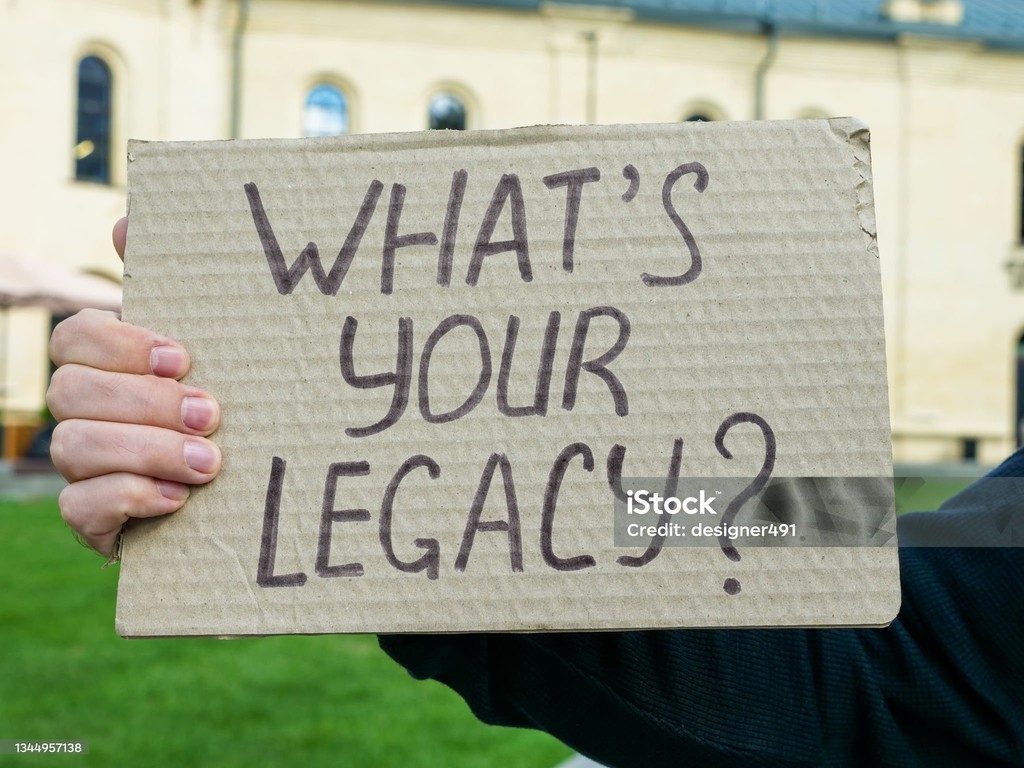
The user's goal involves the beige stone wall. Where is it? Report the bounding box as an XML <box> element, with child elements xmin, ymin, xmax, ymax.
<box><xmin>3</xmin><ymin>0</ymin><xmax>1024</xmax><ymax>462</ymax></box>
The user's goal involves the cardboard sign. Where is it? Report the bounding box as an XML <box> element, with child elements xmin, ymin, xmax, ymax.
<box><xmin>117</xmin><ymin>119</ymin><xmax>899</xmax><ymax>637</ymax></box>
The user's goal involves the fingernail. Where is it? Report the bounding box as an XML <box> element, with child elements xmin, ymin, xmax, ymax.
<box><xmin>181</xmin><ymin>396</ymin><xmax>216</xmax><ymax>431</ymax></box>
<box><xmin>156</xmin><ymin>480</ymin><xmax>190</xmax><ymax>502</ymax></box>
<box><xmin>151</xmin><ymin>346</ymin><xmax>187</xmax><ymax>377</ymax></box>
<box><xmin>183</xmin><ymin>440</ymin><xmax>219</xmax><ymax>474</ymax></box>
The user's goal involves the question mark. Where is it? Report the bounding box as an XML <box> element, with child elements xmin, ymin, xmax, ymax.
<box><xmin>714</xmin><ymin>412</ymin><xmax>776</xmax><ymax>595</ymax></box>
<box><xmin>621</xmin><ymin>164</ymin><xmax>640</xmax><ymax>202</ymax></box>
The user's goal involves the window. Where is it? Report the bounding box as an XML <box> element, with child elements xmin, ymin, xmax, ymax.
<box><xmin>74</xmin><ymin>55</ymin><xmax>112</xmax><ymax>183</ymax></box>
<box><xmin>428</xmin><ymin>93</ymin><xmax>467</xmax><ymax>131</ymax></box>
<box><xmin>681</xmin><ymin>101</ymin><xmax>726</xmax><ymax>123</ymax></box>
<box><xmin>303</xmin><ymin>84</ymin><xmax>348</xmax><ymax>137</ymax></box>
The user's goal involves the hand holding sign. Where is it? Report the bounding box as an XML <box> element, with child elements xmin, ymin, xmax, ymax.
<box><xmin>48</xmin><ymin>219</ymin><xmax>222</xmax><ymax>557</ymax></box>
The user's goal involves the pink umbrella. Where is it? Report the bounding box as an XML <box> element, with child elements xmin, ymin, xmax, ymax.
<box><xmin>0</xmin><ymin>253</ymin><xmax>123</xmax><ymax>451</ymax></box>
<box><xmin>0</xmin><ymin>252</ymin><xmax>122</xmax><ymax>313</ymax></box>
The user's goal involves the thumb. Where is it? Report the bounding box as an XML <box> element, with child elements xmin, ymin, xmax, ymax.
<box><xmin>112</xmin><ymin>217</ymin><xmax>128</xmax><ymax>263</ymax></box>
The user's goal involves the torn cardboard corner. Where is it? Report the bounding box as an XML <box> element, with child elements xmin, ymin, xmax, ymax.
<box><xmin>117</xmin><ymin>118</ymin><xmax>899</xmax><ymax>638</ymax></box>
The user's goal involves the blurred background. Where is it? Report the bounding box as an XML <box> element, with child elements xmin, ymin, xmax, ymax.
<box><xmin>1</xmin><ymin>0</ymin><xmax>1022</xmax><ymax>765</ymax></box>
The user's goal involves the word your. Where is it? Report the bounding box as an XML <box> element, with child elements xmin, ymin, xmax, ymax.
<box><xmin>340</xmin><ymin>308</ymin><xmax>629</xmax><ymax>437</ymax></box>
<box><xmin>625</xmin><ymin>489</ymin><xmax>718</xmax><ymax>515</ymax></box>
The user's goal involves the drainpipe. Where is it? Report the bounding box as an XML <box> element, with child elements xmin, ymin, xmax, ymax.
<box><xmin>230</xmin><ymin>0</ymin><xmax>250</xmax><ymax>139</ymax></box>
<box><xmin>754</xmin><ymin>21</ymin><xmax>779</xmax><ymax>120</ymax></box>
<box><xmin>582</xmin><ymin>30</ymin><xmax>598</xmax><ymax>124</ymax></box>
<box><xmin>893</xmin><ymin>42</ymin><xmax>911</xmax><ymax>444</ymax></box>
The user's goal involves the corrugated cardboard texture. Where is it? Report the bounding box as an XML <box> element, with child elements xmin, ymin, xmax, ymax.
<box><xmin>117</xmin><ymin>119</ymin><xmax>899</xmax><ymax>637</ymax></box>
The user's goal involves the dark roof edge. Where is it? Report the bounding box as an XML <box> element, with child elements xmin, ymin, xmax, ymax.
<box><xmin>393</xmin><ymin>0</ymin><xmax>1024</xmax><ymax>52</ymax></box>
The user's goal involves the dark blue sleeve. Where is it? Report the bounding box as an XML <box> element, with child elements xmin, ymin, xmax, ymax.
<box><xmin>379</xmin><ymin>454</ymin><xmax>1024</xmax><ymax>767</ymax></box>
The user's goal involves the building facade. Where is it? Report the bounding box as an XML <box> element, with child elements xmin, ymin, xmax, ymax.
<box><xmin>3</xmin><ymin>0</ymin><xmax>1024</xmax><ymax>463</ymax></box>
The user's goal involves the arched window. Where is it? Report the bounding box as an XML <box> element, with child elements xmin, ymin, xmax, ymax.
<box><xmin>303</xmin><ymin>84</ymin><xmax>349</xmax><ymax>137</ymax></box>
<box><xmin>75</xmin><ymin>55</ymin><xmax>112</xmax><ymax>183</ymax></box>
<box><xmin>681</xmin><ymin>101</ymin><xmax>726</xmax><ymax>123</ymax></box>
<box><xmin>428</xmin><ymin>93</ymin><xmax>467</xmax><ymax>131</ymax></box>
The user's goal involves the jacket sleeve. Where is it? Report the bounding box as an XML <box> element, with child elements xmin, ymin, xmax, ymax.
<box><xmin>379</xmin><ymin>457</ymin><xmax>1024</xmax><ymax>768</ymax></box>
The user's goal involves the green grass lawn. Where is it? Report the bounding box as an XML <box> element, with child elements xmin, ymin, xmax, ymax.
<box><xmin>0</xmin><ymin>497</ymin><xmax>572</xmax><ymax>768</ymax></box>
<box><xmin>1</xmin><ymin>478</ymin><xmax>975</xmax><ymax>766</ymax></box>
<box><xmin>894</xmin><ymin>476</ymin><xmax>974</xmax><ymax>516</ymax></box>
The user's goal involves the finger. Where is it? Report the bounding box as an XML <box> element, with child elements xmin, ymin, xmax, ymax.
<box><xmin>113</xmin><ymin>217</ymin><xmax>128</xmax><ymax>262</ymax></box>
<box><xmin>59</xmin><ymin>473</ymin><xmax>190</xmax><ymax>557</ymax></box>
<box><xmin>48</xmin><ymin>365</ymin><xmax>220</xmax><ymax>436</ymax></box>
<box><xmin>49</xmin><ymin>308</ymin><xmax>190</xmax><ymax>378</ymax></box>
<box><xmin>51</xmin><ymin>420</ymin><xmax>222</xmax><ymax>485</ymax></box>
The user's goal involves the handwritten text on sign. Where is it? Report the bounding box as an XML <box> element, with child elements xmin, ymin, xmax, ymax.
<box><xmin>244</xmin><ymin>162</ymin><xmax>775</xmax><ymax>595</ymax></box>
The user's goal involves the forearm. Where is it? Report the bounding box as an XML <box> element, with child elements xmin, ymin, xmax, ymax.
<box><xmin>382</xmin><ymin>626</ymin><xmax>826</xmax><ymax>766</ymax></box>
<box><xmin>381</xmin><ymin>543</ymin><xmax>1024</xmax><ymax>766</ymax></box>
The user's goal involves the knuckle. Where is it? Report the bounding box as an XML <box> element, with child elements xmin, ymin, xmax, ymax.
<box><xmin>80</xmin><ymin>307</ymin><xmax>110</xmax><ymax>323</ymax></box>
<box><xmin>49</xmin><ymin>421</ymin><xmax>89</xmax><ymax>482</ymax></box>
<box><xmin>95</xmin><ymin>310</ymin><xmax>123</xmax><ymax>338</ymax></box>
<box><xmin>58</xmin><ymin>484</ymin><xmax>82</xmax><ymax>528</ymax></box>
<box><xmin>119</xmin><ymin>476</ymin><xmax>152</xmax><ymax>513</ymax></box>
<box><xmin>49</xmin><ymin>421</ymin><xmax>70</xmax><ymax>473</ymax></box>
<box><xmin>48</xmin><ymin>316</ymin><xmax>74</xmax><ymax>364</ymax></box>
<box><xmin>48</xmin><ymin>309</ymin><xmax>120</xmax><ymax>366</ymax></box>
<box><xmin>60</xmin><ymin>478</ymin><xmax>130</xmax><ymax>543</ymax></box>
<box><xmin>45</xmin><ymin>366</ymin><xmax>72</xmax><ymax>419</ymax></box>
